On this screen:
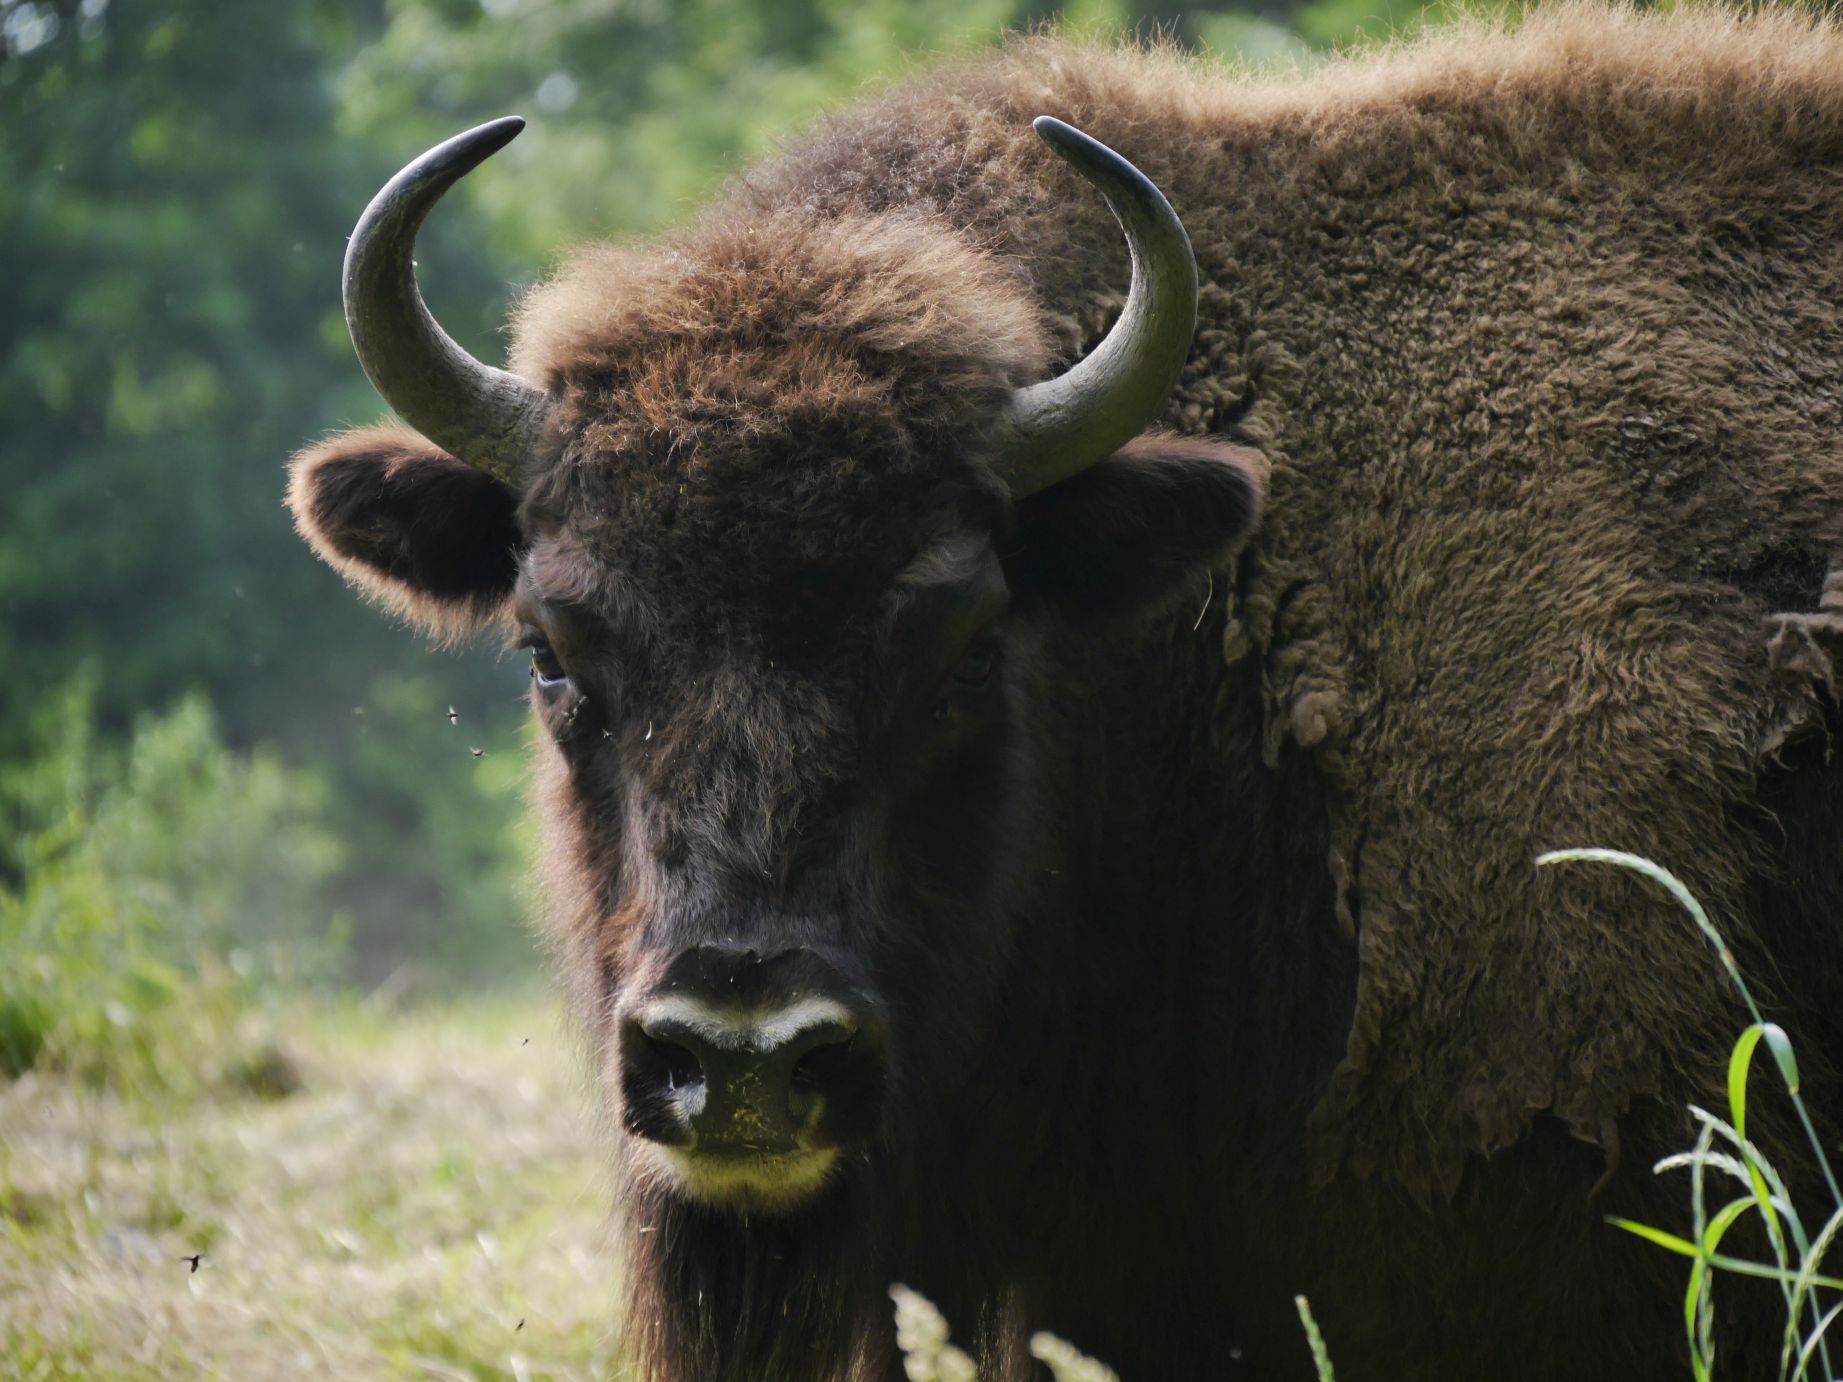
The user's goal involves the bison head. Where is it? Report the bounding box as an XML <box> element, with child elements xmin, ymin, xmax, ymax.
<box><xmin>288</xmin><ymin>114</ymin><xmax>1261</xmax><ymax>1361</ymax></box>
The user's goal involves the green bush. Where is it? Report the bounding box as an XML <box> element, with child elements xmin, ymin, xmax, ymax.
<box><xmin>322</xmin><ymin>668</ymin><xmax>536</xmax><ymax>989</ymax></box>
<box><xmin>0</xmin><ymin>675</ymin><xmax>344</xmax><ymax>1088</ymax></box>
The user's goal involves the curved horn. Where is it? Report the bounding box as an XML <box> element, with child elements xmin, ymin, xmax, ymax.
<box><xmin>343</xmin><ymin>117</ymin><xmax>547</xmax><ymax>483</ymax></box>
<box><xmin>996</xmin><ymin>118</ymin><xmax>1199</xmax><ymax>498</ymax></box>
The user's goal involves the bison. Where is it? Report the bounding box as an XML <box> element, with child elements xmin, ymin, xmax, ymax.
<box><xmin>287</xmin><ymin>5</ymin><xmax>1843</xmax><ymax>1379</ymax></box>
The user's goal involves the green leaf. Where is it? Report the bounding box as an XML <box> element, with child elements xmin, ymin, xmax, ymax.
<box><xmin>1609</xmin><ymin>1219</ymin><xmax>1843</xmax><ymax>1291</ymax></box>
<box><xmin>1761</xmin><ymin>1022</ymin><xmax>1800</xmax><ymax>1096</ymax></box>
<box><xmin>1702</xmin><ymin>1196</ymin><xmax>1761</xmax><ymax>1257</ymax></box>
<box><xmin>1730</xmin><ymin>1024</ymin><xmax>1765</xmax><ymax>1143</ymax></box>
<box><xmin>1727</xmin><ymin>1027</ymin><xmax>1786</xmax><ymax>1248</ymax></box>
<box><xmin>1611</xmin><ymin>1218</ymin><xmax>1701</xmax><ymax>1258</ymax></box>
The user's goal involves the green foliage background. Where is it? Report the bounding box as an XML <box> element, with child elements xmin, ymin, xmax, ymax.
<box><xmin>0</xmin><ymin>0</ymin><xmax>1455</xmax><ymax>1034</ymax></box>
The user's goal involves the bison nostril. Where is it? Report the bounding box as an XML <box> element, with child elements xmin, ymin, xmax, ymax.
<box><xmin>652</xmin><ymin>1038</ymin><xmax>703</xmax><ymax>1093</ymax></box>
<box><xmin>787</xmin><ymin>1032</ymin><xmax>858</xmax><ymax>1129</ymax></box>
<box><xmin>786</xmin><ymin>1021</ymin><xmax>885</xmax><ymax>1149</ymax></box>
<box><xmin>791</xmin><ymin>1033</ymin><xmax>855</xmax><ymax>1090</ymax></box>
<box><xmin>618</xmin><ymin>1015</ymin><xmax>712</xmax><ymax>1147</ymax></box>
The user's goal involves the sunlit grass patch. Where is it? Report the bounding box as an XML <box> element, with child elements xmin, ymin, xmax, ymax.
<box><xmin>0</xmin><ymin>993</ymin><xmax>620</xmax><ymax>1381</ymax></box>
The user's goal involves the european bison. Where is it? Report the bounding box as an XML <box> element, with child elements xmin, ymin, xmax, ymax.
<box><xmin>288</xmin><ymin>5</ymin><xmax>1843</xmax><ymax>1378</ymax></box>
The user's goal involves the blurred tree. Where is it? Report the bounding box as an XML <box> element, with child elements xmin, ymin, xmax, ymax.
<box><xmin>0</xmin><ymin>0</ymin><xmax>532</xmax><ymax>983</ymax></box>
<box><xmin>338</xmin><ymin>0</ymin><xmax>1025</xmax><ymax>257</ymax></box>
<box><xmin>5</xmin><ymin>1</ymin><xmax>378</xmax><ymax>741</ymax></box>
<box><xmin>334</xmin><ymin>0</ymin><xmax>1468</xmax><ymax>264</ymax></box>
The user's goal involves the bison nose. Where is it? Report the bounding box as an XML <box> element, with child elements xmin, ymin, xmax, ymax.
<box><xmin>619</xmin><ymin>993</ymin><xmax>885</xmax><ymax>1155</ymax></box>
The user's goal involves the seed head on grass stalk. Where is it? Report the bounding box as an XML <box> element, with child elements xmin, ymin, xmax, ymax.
<box><xmin>1295</xmin><ymin>1294</ymin><xmax>1337</xmax><ymax>1382</ymax></box>
<box><xmin>889</xmin><ymin>1285</ymin><xmax>976</xmax><ymax>1382</ymax></box>
<box><xmin>1536</xmin><ymin>848</ymin><xmax>1837</xmax><ymax>1209</ymax></box>
<box><xmin>1028</xmin><ymin>1330</ymin><xmax>1120</xmax><ymax>1382</ymax></box>
<box><xmin>887</xmin><ymin>1287</ymin><xmax>1128</xmax><ymax>1382</ymax></box>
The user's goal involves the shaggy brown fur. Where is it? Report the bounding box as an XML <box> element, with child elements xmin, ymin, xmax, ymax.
<box><xmin>739</xmin><ymin>0</ymin><xmax>1843</xmax><ymax>1189</ymax></box>
<box><xmin>288</xmin><ymin>5</ymin><xmax>1843</xmax><ymax>1379</ymax></box>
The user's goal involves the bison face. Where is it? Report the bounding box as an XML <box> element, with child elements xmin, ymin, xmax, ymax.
<box><xmin>518</xmin><ymin>515</ymin><xmax>1021</xmax><ymax>1214</ymax></box>
<box><xmin>286</xmin><ymin>118</ymin><xmax>1264</xmax><ymax>1220</ymax></box>
<box><xmin>508</xmin><ymin>395</ymin><xmax>1264</xmax><ymax>1215</ymax></box>
<box><xmin>521</xmin><ymin>426</ymin><xmax>1261</xmax><ymax>1216</ymax></box>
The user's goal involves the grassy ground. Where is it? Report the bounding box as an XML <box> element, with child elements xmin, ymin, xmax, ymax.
<box><xmin>0</xmin><ymin>993</ymin><xmax>623</xmax><ymax>1380</ymax></box>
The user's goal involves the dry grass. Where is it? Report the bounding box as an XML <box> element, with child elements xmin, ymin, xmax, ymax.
<box><xmin>0</xmin><ymin>993</ymin><xmax>622</xmax><ymax>1380</ymax></box>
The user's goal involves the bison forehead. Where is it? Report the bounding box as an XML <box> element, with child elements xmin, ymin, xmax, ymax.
<box><xmin>523</xmin><ymin>455</ymin><xmax>999</xmax><ymax>664</ymax></box>
<box><xmin>511</xmin><ymin>209</ymin><xmax>1049</xmax><ymax>599</ymax></box>
<box><xmin>533</xmin><ymin>377</ymin><xmax>989</xmax><ymax>612</ymax></box>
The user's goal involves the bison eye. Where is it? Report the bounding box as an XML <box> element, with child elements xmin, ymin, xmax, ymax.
<box><xmin>949</xmin><ymin>635</ymin><xmax>1004</xmax><ymax>694</ymax></box>
<box><xmin>517</xmin><ymin>627</ymin><xmax>569</xmax><ymax>691</ymax></box>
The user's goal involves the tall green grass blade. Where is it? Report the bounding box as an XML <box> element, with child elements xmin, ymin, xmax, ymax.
<box><xmin>1761</xmin><ymin>1024</ymin><xmax>1800</xmax><ymax>1098</ymax></box>
<box><xmin>1534</xmin><ymin>848</ymin><xmax>1762</xmax><ymax>1024</ymax></box>
<box><xmin>1686</xmin><ymin>1256</ymin><xmax>1713</xmax><ymax>1382</ymax></box>
<box><xmin>1611</xmin><ymin>1219</ymin><xmax>1703</xmax><ymax>1258</ymax></box>
<box><xmin>1703</xmin><ymin>1196</ymin><xmax>1766</xmax><ymax>1256</ymax></box>
<box><xmin>1732</xmin><ymin>1025</ymin><xmax>1764</xmax><ymax>1144</ymax></box>
<box><xmin>1607</xmin><ymin>1220</ymin><xmax>1843</xmax><ymax>1291</ymax></box>
<box><xmin>1696</xmin><ymin>1192</ymin><xmax>1784</xmax><ymax>1372</ymax></box>
<box><xmin>1690</xmin><ymin>1120</ymin><xmax>1718</xmax><ymax>1370</ymax></box>
<box><xmin>1727</xmin><ymin>1029</ymin><xmax>1788</xmax><ymax>1271</ymax></box>
<box><xmin>1686</xmin><ymin>1107</ymin><xmax>1808</xmax><ymax>1258</ymax></box>
<box><xmin>1680</xmin><ymin>1103</ymin><xmax>1821</xmax><ymax>1382</ymax></box>
<box><xmin>1543</xmin><ymin>849</ymin><xmax>1842</xmax><ymax>1380</ymax></box>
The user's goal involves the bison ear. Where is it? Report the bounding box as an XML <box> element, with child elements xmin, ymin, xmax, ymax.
<box><xmin>287</xmin><ymin>423</ymin><xmax>523</xmax><ymax>641</ymax></box>
<box><xmin>1002</xmin><ymin>434</ymin><xmax>1266</xmax><ymax>620</ymax></box>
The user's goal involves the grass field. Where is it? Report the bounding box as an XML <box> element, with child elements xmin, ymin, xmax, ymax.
<box><xmin>0</xmin><ymin>993</ymin><xmax>623</xmax><ymax>1381</ymax></box>
<box><xmin>3</xmin><ymin>854</ymin><xmax>1830</xmax><ymax>1380</ymax></box>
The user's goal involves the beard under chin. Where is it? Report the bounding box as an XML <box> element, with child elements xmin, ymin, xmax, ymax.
<box><xmin>615</xmin><ymin>1151</ymin><xmax>896</xmax><ymax>1382</ymax></box>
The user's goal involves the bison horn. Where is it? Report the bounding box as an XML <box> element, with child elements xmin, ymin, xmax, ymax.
<box><xmin>997</xmin><ymin>118</ymin><xmax>1199</xmax><ymax>498</ymax></box>
<box><xmin>343</xmin><ymin>117</ymin><xmax>547</xmax><ymax>483</ymax></box>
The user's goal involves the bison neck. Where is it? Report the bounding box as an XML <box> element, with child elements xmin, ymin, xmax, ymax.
<box><xmin>919</xmin><ymin>590</ymin><xmax>1361</xmax><ymax>1374</ymax></box>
